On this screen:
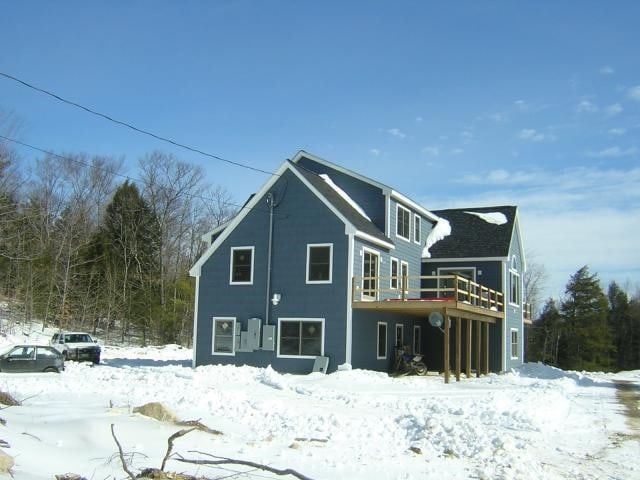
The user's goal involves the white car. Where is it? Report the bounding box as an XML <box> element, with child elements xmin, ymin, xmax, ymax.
<box><xmin>50</xmin><ymin>331</ymin><xmax>101</xmax><ymax>363</ymax></box>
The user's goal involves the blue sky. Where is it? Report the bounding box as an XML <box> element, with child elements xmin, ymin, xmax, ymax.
<box><xmin>1</xmin><ymin>1</ymin><xmax>639</xmax><ymax>301</ymax></box>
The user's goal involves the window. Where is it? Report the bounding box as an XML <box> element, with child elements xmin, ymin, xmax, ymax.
<box><xmin>390</xmin><ymin>258</ymin><xmax>399</xmax><ymax>290</ymax></box>
<box><xmin>362</xmin><ymin>249</ymin><xmax>379</xmax><ymax>299</ymax></box>
<box><xmin>413</xmin><ymin>325</ymin><xmax>421</xmax><ymax>354</ymax></box>
<box><xmin>395</xmin><ymin>324</ymin><xmax>404</xmax><ymax>348</ymax></box>
<box><xmin>278</xmin><ymin>318</ymin><xmax>324</xmax><ymax>358</ymax></box>
<box><xmin>396</xmin><ymin>205</ymin><xmax>410</xmax><ymax>241</ymax></box>
<box><xmin>37</xmin><ymin>347</ymin><xmax>59</xmax><ymax>358</ymax></box>
<box><xmin>438</xmin><ymin>267</ymin><xmax>475</xmax><ymax>298</ymax></box>
<box><xmin>511</xmin><ymin>328</ymin><xmax>519</xmax><ymax>359</ymax></box>
<box><xmin>8</xmin><ymin>346</ymin><xmax>35</xmax><ymax>360</ymax></box>
<box><xmin>401</xmin><ymin>261</ymin><xmax>409</xmax><ymax>294</ymax></box>
<box><xmin>230</xmin><ymin>247</ymin><xmax>254</xmax><ymax>284</ymax></box>
<box><xmin>306</xmin><ymin>244</ymin><xmax>333</xmax><ymax>283</ymax></box>
<box><xmin>377</xmin><ymin>322</ymin><xmax>387</xmax><ymax>359</ymax></box>
<box><xmin>509</xmin><ymin>257</ymin><xmax>520</xmax><ymax>306</ymax></box>
<box><xmin>212</xmin><ymin>317</ymin><xmax>236</xmax><ymax>355</ymax></box>
<box><xmin>414</xmin><ymin>214</ymin><xmax>421</xmax><ymax>243</ymax></box>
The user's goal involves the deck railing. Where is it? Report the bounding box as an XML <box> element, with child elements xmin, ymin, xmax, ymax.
<box><xmin>352</xmin><ymin>274</ymin><xmax>504</xmax><ymax>313</ymax></box>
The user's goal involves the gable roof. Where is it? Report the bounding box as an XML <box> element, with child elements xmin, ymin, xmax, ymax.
<box><xmin>291</xmin><ymin>162</ymin><xmax>392</xmax><ymax>247</ymax></box>
<box><xmin>292</xmin><ymin>151</ymin><xmax>441</xmax><ymax>223</ymax></box>
<box><xmin>425</xmin><ymin>206</ymin><xmax>518</xmax><ymax>259</ymax></box>
<box><xmin>189</xmin><ymin>160</ymin><xmax>394</xmax><ymax>277</ymax></box>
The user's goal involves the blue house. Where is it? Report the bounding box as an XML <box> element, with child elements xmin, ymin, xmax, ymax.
<box><xmin>190</xmin><ymin>151</ymin><xmax>527</xmax><ymax>381</ymax></box>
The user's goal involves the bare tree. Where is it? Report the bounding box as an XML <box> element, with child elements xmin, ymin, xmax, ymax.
<box><xmin>523</xmin><ymin>250</ymin><xmax>548</xmax><ymax>317</ymax></box>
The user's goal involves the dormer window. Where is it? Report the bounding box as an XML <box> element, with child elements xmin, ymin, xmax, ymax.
<box><xmin>396</xmin><ymin>205</ymin><xmax>410</xmax><ymax>241</ymax></box>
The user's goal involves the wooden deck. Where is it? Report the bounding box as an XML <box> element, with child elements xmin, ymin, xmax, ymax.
<box><xmin>351</xmin><ymin>274</ymin><xmax>505</xmax><ymax>383</ymax></box>
<box><xmin>351</xmin><ymin>274</ymin><xmax>504</xmax><ymax>323</ymax></box>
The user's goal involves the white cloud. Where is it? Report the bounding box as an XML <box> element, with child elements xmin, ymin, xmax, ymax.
<box><xmin>608</xmin><ymin>128</ymin><xmax>627</xmax><ymax>136</ymax></box>
<box><xmin>422</xmin><ymin>146</ymin><xmax>440</xmax><ymax>157</ymax></box>
<box><xmin>450</xmin><ymin>148</ymin><xmax>464</xmax><ymax>155</ymax></box>
<box><xmin>415</xmin><ymin>117</ymin><xmax>424</xmax><ymax>123</ymax></box>
<box><xmin>599</xmin><ymin>66</ymin><xmax>614</xmax><ymax>75</ymax></box>
<box><xmin>518</xmin><ymin>128</ymin><xmax>555</xmax><ymax>142</ymax></box>
<box><xmin>605</xmin><ymin>103</ymin><xmax>623</xmax><ymax>117</ymax></box>
<box><xmin>514</xmin><ymin>100</ymin><xmax>528</xmax><ymax>110</ymax></box>
<box><xmin>629</xmin><ymin>85</ymin><xmax>640</xmax><ymax>101</ymax></box>
<box><xmin>589</xmin><ymin>146</ymin><xmax>638</xmax><ymax>158</ymax></box>
<box><xmin>370</xmin><ymin>148</ymin><xmax>380</xmax><ymax>156</ymax></box>
<box><xmin>577</xmin><ymin>100</ymin><xmax>599</xmax><ymax>113</ymax></box>
<box><xmin>387</xmin><ymin>128</ymin><xmax>406</xmax><ymax>139</ymax></box>
<box><xmin>489</xmin><ymin>112</ymin><xmax>507</xmax><ymax>123</ymax></box>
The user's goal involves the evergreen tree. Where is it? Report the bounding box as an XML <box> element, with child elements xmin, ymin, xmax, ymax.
<box><xmin>99</xmin><ymin>181</ymin><xmax>161</xmax><ymax>343</ymax></box>
<box><xmin>608</xmin><ymin>282</ymin><xmax>632</xmax><ymax>370</ymax></box>
<box><xmin>559</xmin><ymin>266</ymin><xmax>613</xmax><ymax>371</ymax></box>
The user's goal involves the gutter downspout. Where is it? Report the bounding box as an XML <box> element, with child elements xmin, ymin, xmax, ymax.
<box><xmin>265</xmin><ymin>192</ymin><xmax>274</xmax><ymax>325</ymax></box>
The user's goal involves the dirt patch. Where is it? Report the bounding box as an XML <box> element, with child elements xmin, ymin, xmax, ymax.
<box><xmin>613</xmin><ymin>380</ymin><xmax>640</xmax><ymax>439</ymax></box>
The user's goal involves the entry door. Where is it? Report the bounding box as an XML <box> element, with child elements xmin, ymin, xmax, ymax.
<box><xmin>363</xmin><ymin>250</ymin><xmax>379</xmax><ymax>299</ymax></box>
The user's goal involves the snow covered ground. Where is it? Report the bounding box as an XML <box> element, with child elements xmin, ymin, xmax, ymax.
<box><xmin>0</xmin><ymin>324</ymin><xmax>638</xmax><ymax>480</ymax></box>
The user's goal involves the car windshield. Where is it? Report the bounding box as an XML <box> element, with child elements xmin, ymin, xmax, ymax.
<box><xmin>64</xmin><ymin>334</ymin><xmax>93</xmax><ymax>343</ymax></box>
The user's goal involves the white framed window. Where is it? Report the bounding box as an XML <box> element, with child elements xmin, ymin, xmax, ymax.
<box><xmin>437</xmin><ymin>267</ymin><xmax>476</xmax><ymax>298</ymax></box>
<box><xmin>414</xmin><ymin>214</ymin><xmax>421</xmax><ymax>244</ymax></box>
<box><xmin>395</xmin><ymin>324</ymin><xmax>404</xmax><ymax>348</ymax></box>
<box><xmin>212</xmin><ymin>317</ymin><xmax>236</xmax><ymax>355</ymax></box>
<box><xmin>362</xmin><ymin>247</ymin><xmax>380</xmax><ymax>300</ymax></box>
<box><xmin>277</xmin><ymin>318</ymin><xmax>324</xmax><ymax>358</ymax></box>
<box><xmin>306</xmin><ymin>243</ymin><xmax>333</xmax><ymax>284</ymax></box>
<box><xmin>400</xmin><ymin>261</ymin><xmax>409</xmax><ymax>295</ymax></box>
<box><xmin>510</xmin><ymin>328</ymin><xmax>519</xmax><ymax>359</ymax></box>
<box><xmin>396</xmin><ymin>204</ymin><xmax>411</xmax><ymax>241</ymax></box>
<box><xmin>229</xmin><ymin>246</ymin><xmax>254</xmax><ymax>285</ymax></box>
<box><xmin>509</xmin><ymin>256</ymin><xmax>520</xmax><ymax>306</ymax></box>
<box><xmin>390</xmin><ymin>257</ymin><xmax>399</xmax><ymax>290</ymax></box>
<box><xmin>377</xmin><ymin>322</ymin><xmax>387</xmax><ymax>359</ymax></box>
<box><xmin>413</xmin><ymin>325</ymin><xmax>421</xmax><ymax>354</ymax></box>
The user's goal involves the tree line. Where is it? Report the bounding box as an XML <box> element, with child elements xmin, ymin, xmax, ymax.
<box><xmin>527</xmin><ymin>266</ymin><xmax>640</xmax><ymax>372</ymax></box>
<box><xmin>0</xmin><ymin>133</ymin><xmax>234</xmax><ymax>345</ymax></box>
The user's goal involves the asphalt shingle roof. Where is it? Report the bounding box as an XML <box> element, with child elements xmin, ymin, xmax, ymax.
<box><xmin>427</xmin><ymin>206</ymin><xmax>517</xmax><ymax>258</ymax></box>
<box><xmin>290</xmin><ymin>161</ymin><xmax>393</xmax><ymax>247</ymax></box>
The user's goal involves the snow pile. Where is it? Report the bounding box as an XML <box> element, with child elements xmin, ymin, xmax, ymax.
<box><xmin>422</xmin><ymin>217</ymin><xmax>452</xmax><ymax>258</ymax></box>
<box><xmin>319</xmin><ymin>174</ymin><xmax>371</xmax><ymax>221</ymax></box>
<box><xmin>464</xmin><ymin>211</ymin><xmax>508</xmax><ymax>225</ymax></box>
<box><xmin>0</xmin><ymin>329</ymin><xmax>637</xmax><ymax>480</ymax></box>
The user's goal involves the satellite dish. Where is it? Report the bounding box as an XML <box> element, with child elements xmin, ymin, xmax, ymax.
<box><xmin>428</xmin><ymin>312</ymin><xmax>444</xmax><ymax>328</ymax></box>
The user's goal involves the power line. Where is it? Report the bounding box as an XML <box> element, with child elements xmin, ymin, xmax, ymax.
<box><xmin>0</xmin><ymin>70</ymin><xmax>277</xmax><ymax>176</ymax></box>
<box><xmin>0</xmin><ymin>134</ymin><xmax>283</xmax><ymax>217</ymax></box>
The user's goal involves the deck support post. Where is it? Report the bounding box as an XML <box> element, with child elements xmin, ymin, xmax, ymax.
<box><xmin>444</xmin><ymin>315</ymin><xmax>450</xmax><ymax>384</ymax></box>
<box><xmin>455</xmin><ymin>317</ymin><xmax>461</xmax><ymax>382</ymax></box>
<box><xmin>476</xmin><ymin>320</ymin><xmax>481</xmax><ymax>377</ymax></box>
<box><xmin>465</xmin><ymin>318</ymin><xmax>472</xmax><ymax>378</ymax></box>
<box><xmin>483</xmin><ymin>322</ymin><xmax>490</xmax><ymax>374</ymax></box>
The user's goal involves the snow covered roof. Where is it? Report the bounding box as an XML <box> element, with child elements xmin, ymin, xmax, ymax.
<box><xmin>291</xmin><ymin>163</ymin><xmax>393</xmax><ymax>248</ymax></box>
<box><xmin>319</xmin><ymin>174</ymin><xmax>371</xmax><ymax>221</ymax></box>
<box><xmin>425</xmin><ymin>206</ymin><xmax>517</xmax><ymax>259</ymax></box>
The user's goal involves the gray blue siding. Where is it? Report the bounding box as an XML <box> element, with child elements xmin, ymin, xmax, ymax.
<box><xmin>195</xmin><ymin>169</ymin><xmax>349</xmax><ymax>373</ymax></box>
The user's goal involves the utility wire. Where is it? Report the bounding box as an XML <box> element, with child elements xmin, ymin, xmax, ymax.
<box><xmin>0</xmin><ymin>134</ymin><xmax>284</xmax><ymax>217</ymax></box>
<box><xmin>0</xmin><ymin>70</ymin><xmax>277</xmax><ymax>176</ymax></box>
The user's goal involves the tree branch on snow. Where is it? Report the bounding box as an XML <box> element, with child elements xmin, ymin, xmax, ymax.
<box><xmin>175</xmin><ymin>451</ymin><xmax>314</xmax><ymax>480</ymax></box>
<box><xmin>110</xmin><ymin>423</ymin><xmax>136</xmax><ymax>480</ymax></box>
<box><xmin>160</xmin><ymin>428</ymin><xmax>196</xmax><ymax>471</ymax></box>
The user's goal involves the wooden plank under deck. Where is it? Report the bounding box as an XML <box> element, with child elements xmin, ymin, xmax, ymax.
<box><xmin>351</xmin><ymin>299</ymin><xmax>502</xmax><ymax>323</ymax></box>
